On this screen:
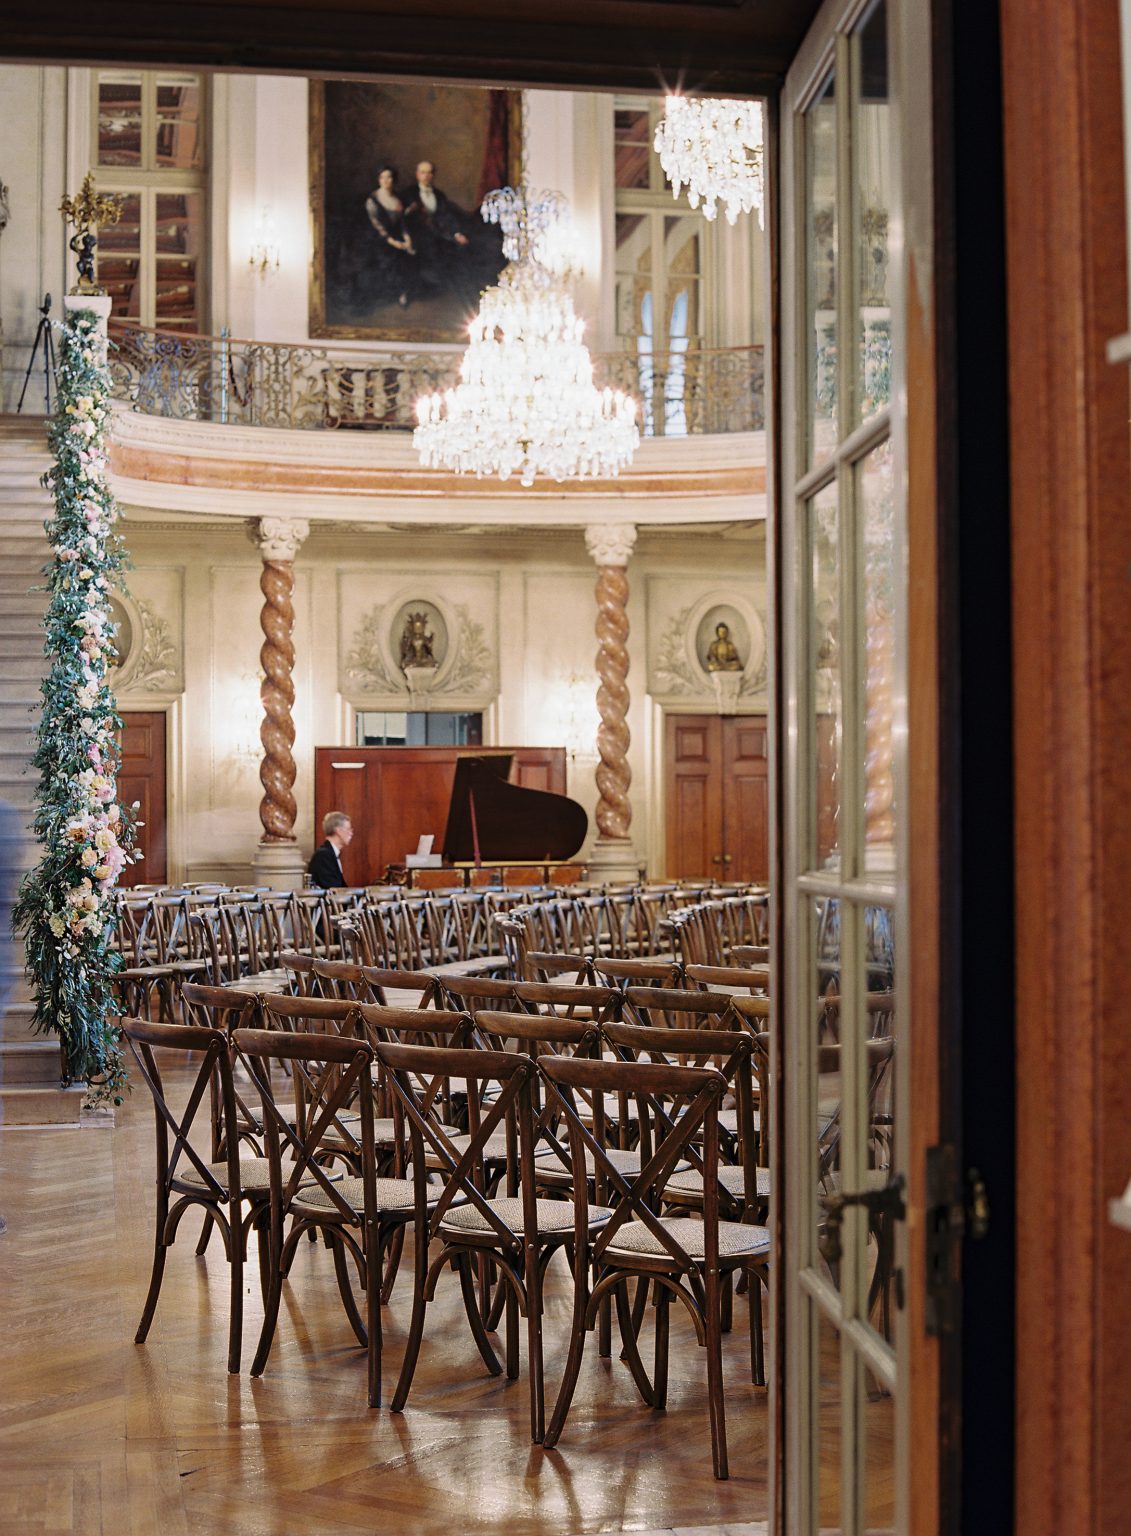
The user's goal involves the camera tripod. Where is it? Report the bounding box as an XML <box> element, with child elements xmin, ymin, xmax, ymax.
<box><xmin>17</xmin><ymin>294</ymin><xmax>57</xmax><ymax>415</ymax></box>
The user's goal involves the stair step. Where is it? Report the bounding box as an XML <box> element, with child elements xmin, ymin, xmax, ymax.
<box><xmin>0</xmin><ymin>1039</ymin><xmax>64</xmax><ymax>1084</ymax></box>
<box><xmin>0</xmin><ymin>595</ymin><xmax>49</xmax><ymax>616</ymax></box>
<box><xmin>0</xmin><ymin>1084</ymin><xmax>86</xmax><ymax>1126</ymax></box>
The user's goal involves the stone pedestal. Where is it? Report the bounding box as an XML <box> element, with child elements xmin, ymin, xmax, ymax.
<box><xmin>709</xmin><ymin>669</ymin><xmax>743</xmax><ymax>715</ymax></box>
<box><xmin>253</xmin><ymin>839</ymin><xmax>308</xmax><ymax>892</ymax></box>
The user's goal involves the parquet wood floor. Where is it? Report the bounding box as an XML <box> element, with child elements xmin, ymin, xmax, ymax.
<box><xmin>0</xmin><ymin>1056</ymin><xmax>772</xmax><ymax>1536</ymax></box>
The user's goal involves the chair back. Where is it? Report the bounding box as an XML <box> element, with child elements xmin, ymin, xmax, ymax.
<box><xmin>538</xmin><ymin>1054</ymin><xmax>728</xmax><ymax>1272</ymax></box>
<box><xmin>358</xmin><ymin>966</ymin><xmax>443</xmax><ymax>1008</ymax></box>
<box><xmin>234</xmin><ymin>1026</ymin><xmax>376</xmax><ymax>1219</ymax></box>
<box><xmin>376</xmin><ymin>1041</ymin><xmax>538</xmax><ymax>1245</ymax></box>
<box><xmin>121</xmin><ymin>1015</ymin><xmax>241</xmax><ymax>1204</ymax></box>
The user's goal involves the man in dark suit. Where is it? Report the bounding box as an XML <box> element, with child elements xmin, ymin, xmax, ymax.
<box><xmin>308</xmin><ymin>810</ymin><xmax>353</xmax><ymax>888</ymax></box>
<box><xmin>400</xmin><ymin>159</ymin><xmax>484</xmax><ymax>308</ymax></box>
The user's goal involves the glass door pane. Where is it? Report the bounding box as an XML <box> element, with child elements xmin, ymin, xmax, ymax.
<box><xmin>784</xmin><ymin>2</ymin><xmax>903</xmax><ymax>1532</ymax></box>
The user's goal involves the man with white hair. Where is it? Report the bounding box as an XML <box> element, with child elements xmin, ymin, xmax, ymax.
<box><xmin>307</xmin><ymin>810</ymin><xmax>353</xmax><ymax>888</ymax></box>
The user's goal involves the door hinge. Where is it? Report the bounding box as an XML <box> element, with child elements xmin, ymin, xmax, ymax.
<box><xmin>925</xmin><ymin>1145</ymin><xmax>990</xmax><ymax>1336</ymax></box>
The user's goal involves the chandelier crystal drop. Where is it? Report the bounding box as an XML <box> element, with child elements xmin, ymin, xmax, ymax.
<box><xmin>414</xmin><ymin>186</ymin><xmax>639</xmax><ymax>488</ymax></box>
<box><xmin>654</xmin><ymin>95</ymin><xmax>765</xmax><ymax>227</ymax></box>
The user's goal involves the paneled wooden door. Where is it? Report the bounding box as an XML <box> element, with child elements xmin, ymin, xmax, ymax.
<box><xmin>664</xmin><ymin>713</ymin><xmax>769</xmax><ymax>881</ymax></box>
<box><xmin>118</xmin><ymin>711</ymin><xmax>167</xmax><ymax>886</ymax></box>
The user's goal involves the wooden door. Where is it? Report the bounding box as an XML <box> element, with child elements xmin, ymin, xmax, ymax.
<box><xmin>722</xmin><ymin>716</ymin><xmax>770</xmax><ymax>881</ymax></box>
<box><xmin>118</xmin><ymin>711</ymin><xmax>167</xmax><ymax>886</ymax></box>
<box><xmin>665</xmin><ymin>715</ymin><xmax>723</xmax><ymax>878</ymax></box>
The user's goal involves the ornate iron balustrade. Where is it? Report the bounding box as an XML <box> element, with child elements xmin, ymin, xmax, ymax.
<box><xmin>107</xmin><ymin>323</ymin><xmax>764</xmax><ymax>438</ymax></box>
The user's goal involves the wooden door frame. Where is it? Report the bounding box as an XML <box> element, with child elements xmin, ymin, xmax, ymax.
<box><xmin>1001</xmin><ymin>0</ymin><xmax>1131</xmax><ymax>1531</ymax></box>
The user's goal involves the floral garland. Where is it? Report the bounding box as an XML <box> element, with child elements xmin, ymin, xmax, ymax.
<box><xmin>14</xmin><ymin>306</ymin><xmax>139</xmax><ymax>1102</ymax></box>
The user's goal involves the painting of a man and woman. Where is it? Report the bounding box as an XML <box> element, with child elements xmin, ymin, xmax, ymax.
<box><xmin>310</xmin><ymin>81</ymin><xmax>519</xmax><ymax>342</ymax></box>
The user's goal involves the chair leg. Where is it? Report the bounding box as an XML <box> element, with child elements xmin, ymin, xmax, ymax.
<box><xmin>456</xmin><ymin>1252</ymin><xmax>504</xmax><ymax>1377</ymax></box>
<box><xmin>525</xmin><ymin>1241</ymin><xmax>545</xmax><ymax>1444</ymax></box>
<box><xmin>615</xmin><ymin>1279</ymin><xmax>656</xmax><ymax>1407</ymax></box>
<box><xmin>391</xmin><ymin>1219</ymin><xmax>431</xmax><ymax>1413</ymax></box>
<box><xmin>381</xmin><ymin>1223</ymin><xmax>405</xmax><ymax>1304</ymax></box>
<box><xmin>749</xmin><ymin>1264</ymin><xmax>766</xmax><ymax>1387</ymax></box>
<box><xmin>721</xmin><ymin>1269</ymin><xmax>734</xmax><ymax>1333</ymax></box>
<box><xmin>544</xmin><ymin>1245</ymin><xmax>591</xmax><ymax>1451</ymax></box>
<box><xmin>251</xmin><ymin>1205</ymin><xmax>285</xmax><ymax>1378</ymax></box>
<box><xmin>329</xmin><ymin>1231</ymin><xmax>368</xmax><ymax>1347</ymax></box>
<box><xmin>653</xmin><ymin>1284</ymin><xmax>671</xmax><ymax>1411</ymax></box>
<box><xmin>227</xmin><ymin>1196</ymin><xmax>244</xmax><ymax>1374</ymax></box>
<box><xmin>195</xmin><ymin>1211</ymin><xmax>215</xmax><ymax>1256</ymax></box>
<box><xmin>504</xmin><ymin>1278</ymin><xmax>520</xmax><ymax>1381</ymax></box>
<box><xmin>135</xmin><ymin>1185</ymin><xmax>171</xmax><ymax>1345</ymax></box>
<box><xmin>366</xmin><ymin>1218</ymin><xmax>383</xmax><ymax>1409</ymax></box>
<box><xmin>705</xmin><ymin>1264</ymin><xmax>729</xmax><ymax>1480</ymax></box>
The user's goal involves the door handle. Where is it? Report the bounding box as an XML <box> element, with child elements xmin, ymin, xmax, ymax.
<box><xmin>712</xmin><ymin>854</ymin><xmax>723</xmax><ymax>864</ymax></box>
<box><xmin>819</xmin><ymin>1174</ymin><xmax>906</xmax><ymax>1265</ymax></box>
<box><xmin>722</xmin><ymin>854</ymin><xmax>733</xmax><ymax>865</ymax></box>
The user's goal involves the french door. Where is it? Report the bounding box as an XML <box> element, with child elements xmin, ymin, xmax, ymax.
<box><xmin>778</xmin><ymin>0</ymin><xmax>921</xmax><ymax>1530</ymax></box>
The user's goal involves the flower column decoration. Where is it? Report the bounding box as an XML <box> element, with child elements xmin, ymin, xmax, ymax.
<box><xmin>249</xmin><ymin>517</ymin><xmax>309</xmax><ymax>889</ymax></box>
<box><xmin>584</xmin><ymin>523</ymin><xmax>639</xmax><ymax>881</ymax></box>
<box><xmin>14</xmin><ymin>304</ymin><xmax>138</xmax><ymax>1099</ymax></box>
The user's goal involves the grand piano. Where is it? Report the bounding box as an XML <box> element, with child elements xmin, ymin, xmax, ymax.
<box><xmin>313</xmin><ymin>744</ymin><xmax>588</xmax><ymax>886</ymax></box>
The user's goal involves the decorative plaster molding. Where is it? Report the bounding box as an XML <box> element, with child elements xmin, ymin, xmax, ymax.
<box><xmin>131</xmin><ymin>599</ymin><xmax>180</xmax><ymax>692</ymax></box>
<box><xmin>249</xmin><ymin>515</ymin><xmax>310</xmax><ymax>562</ymax></box>
<box><xmin>344</xmin><ymin>606</ymin><xmax>404</xmax><ymax>694</ymax></box>
<box><xmin>585</xmin><ymin>522</ymin><xmax>637</xmax><ymax>567</ymax></box>
<box><xmin>441</xmin><ymin>605</ymin><xmax>493</xmax><ymax>694</ymax></box>
<box><xmin>654</xmin><ymin>606</ymin><xmax>698</xmax><ymax>695</ymax></box>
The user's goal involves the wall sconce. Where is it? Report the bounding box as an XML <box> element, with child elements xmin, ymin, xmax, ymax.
<box><xmin>249</xmin><ymin>208</ymin><xmax>281</xmax><ymax>278</ymax></box>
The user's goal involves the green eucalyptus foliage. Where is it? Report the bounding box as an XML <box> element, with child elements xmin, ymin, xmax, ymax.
<box><xmin>13</xmin><ymin>308</ymin><xmax>138</xmax><ymax>1103</ymax></box>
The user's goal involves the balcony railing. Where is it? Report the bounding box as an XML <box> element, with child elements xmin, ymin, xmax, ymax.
<box><xmin>107</xmin><ymin>323</ymin><xmax>764</xmax><ymax>439</ymax></box>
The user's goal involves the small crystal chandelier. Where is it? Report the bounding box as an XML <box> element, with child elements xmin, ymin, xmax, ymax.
<box><xmin>654</xmin><ymin>96</ymin><xmax>765</xmax><ymax>227</ymax></box>
<box><xmin>414</xmin><ymin>186</ymin><xmax>639</xmax><ymax>488</ymax></box>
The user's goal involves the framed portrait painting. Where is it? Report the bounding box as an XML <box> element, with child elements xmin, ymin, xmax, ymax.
<box><xmin>309</xmin><ymin>80</ymin><xmax>521</xmax><ymax>343</ymax></box>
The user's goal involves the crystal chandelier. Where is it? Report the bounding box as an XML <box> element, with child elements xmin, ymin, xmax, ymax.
<box><xmin>654</xmin><ymin>96</ymin><xmax>765</xmax><ymax>227</ymax></box>
<box><xmin>414</xmin><ymin>186</ymin><xmax>639</xmax><ymax>489</ymax></box>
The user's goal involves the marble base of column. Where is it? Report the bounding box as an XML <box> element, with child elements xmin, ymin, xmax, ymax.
<box><xmin>586</xmin><ymin>837</ymin><xmax>643</xmax><ymax>885</ymax></box>
<box><xmin>253</xmin><ymin>840</ymin><xmax>307</xmax><ymax>892</ymax></box>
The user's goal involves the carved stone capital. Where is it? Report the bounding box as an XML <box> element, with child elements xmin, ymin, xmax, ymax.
<box><xmin>250</xmin><ymin>516</ymin><xmax>310</xmax><ymax>563</ymax></box>
<box><xmin>585</xmin><ymin>522</ymin><xmax>637</xmax><ymax>568</ymax></box>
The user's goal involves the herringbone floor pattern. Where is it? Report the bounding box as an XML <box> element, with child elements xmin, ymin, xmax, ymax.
<box><xmin>0</xmin><ymin>1057</ymin><xmax>890</xmax><ymax>1533</ymax></box>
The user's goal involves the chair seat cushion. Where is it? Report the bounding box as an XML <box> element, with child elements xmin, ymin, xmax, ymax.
<box><xmin>426</xmin><ymin>1128</ymin><xmax>554</xmax><ymax>1164</ymax></box>
<box><xmin>293</xmin><ymin>1175</ymin><xmax>431</xmax><ymax>1217</ymax></box>
<box><xmin>440</xmin><ymin>1196</ymin><xmax>612</xmax><ymax>1237</ymax></box>
<box><xmin>603</xmin><ymin>1215</ymin><xmax>771</xmax><ymax>1262</ymax></box>
<box><xmin>665</xmin><ymin>1163</ymin><xmax>772</xmax><ymax>1200</ymax></box>
<box><xmin>177</xmin><ymin>1156</ymin><xmax>273</xmax><ymax>1194</ymax></box>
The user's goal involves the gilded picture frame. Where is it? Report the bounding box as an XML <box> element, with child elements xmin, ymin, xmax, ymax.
<box><xmin>309</xmin><ymin>80</ymin><xmax>522</xmax><ymax>343</ymax></box>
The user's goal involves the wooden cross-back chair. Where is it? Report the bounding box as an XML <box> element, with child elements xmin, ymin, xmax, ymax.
<box><xmin>358</xmin><ymin>966</ymin><xmax>444</xmax><ymax>1009</ymax></box>
<box><xmin>122</xmin><ymin>1015</ymin><xmax>272</xmax><ymax>1374</ymax></box>
<box><xmin>337</xmin><ymin>907</ymin><xmax>392</xmax><ymax>968</ymax></box>
<box><xmin>310</xmin><ymin>956</ymin><xmax>369</xmax><ymax>1002</ymax></box>
<box><xmin>593</xmin><ymin>956</ymin><xmax>686</xmax><ymax>990</ymax></box>
<box><xmin>685</xmin><ymin>961</ymin><xmax>771</xmax><ymax>996</ymax></box>
<box><xmin>522</xmin><ymin>950</ymin><xmax>597</xmax><ymax>985</ymax></box>
<box><xmin>234</xmin><ymin>1026</ymin><xmax>417</xmax><ymax>1407</ymax></box>
<box><xmin>375</xmin><ymin>1041</ymin><xmax>610</xmax><ymax>1444</ymax></box>
<box><xmin>536</xmin><ymin>1053</ymin><xmax>770</xmax><ymax>1479</ymax></box>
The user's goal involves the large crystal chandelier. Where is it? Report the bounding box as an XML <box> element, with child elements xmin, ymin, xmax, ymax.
<box><xmin>654</xmin><ymin>96</ymin><xmax>765</xmax><ymax>227</ymax></box>
<box><xmin>413</xmin><ymin>186</ymin><xmax>639</xmax><ymax>489</ymax></box>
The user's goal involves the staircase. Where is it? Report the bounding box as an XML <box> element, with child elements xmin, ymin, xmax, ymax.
<box><xmin>0</xmin><ymin>416</ymin><xmax>86</xmax><ymax>1125</ymax></box>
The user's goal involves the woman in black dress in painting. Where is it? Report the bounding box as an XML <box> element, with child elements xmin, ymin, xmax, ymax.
<box><xmin>364</xmin><ymin>166</ymin><xmax>418</xmax><ymax>309</ymax></box>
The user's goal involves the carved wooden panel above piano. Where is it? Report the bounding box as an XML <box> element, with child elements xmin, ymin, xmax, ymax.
<box><xmin>314</xmin><ymin>745</ymin><xmax>569</xmax><ymax>885</ymax></box>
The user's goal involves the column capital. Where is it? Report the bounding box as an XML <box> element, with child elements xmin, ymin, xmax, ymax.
<box><xmin>249</xmin><ymin>516</ymin><xmax>310</xmax><ymax>563</ymax></box>
<box><xmin>585</xmin><ymin>522</ymin><xmax>637</xmax><ymax>568</ymax></box>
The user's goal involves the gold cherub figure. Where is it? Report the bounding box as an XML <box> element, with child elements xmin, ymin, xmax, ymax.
<box><xmin>59</xmin><ymin>174</ymin><xmax>124</xmax><ymax>295</ymax></box>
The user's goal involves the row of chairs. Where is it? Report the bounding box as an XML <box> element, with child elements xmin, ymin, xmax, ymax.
<box><xmin>126</xmin><ymin>978</ymin><xmax>775</xmax><ymax>1480</ymax></box>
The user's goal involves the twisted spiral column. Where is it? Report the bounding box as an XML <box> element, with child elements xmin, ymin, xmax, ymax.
<box><xmin>249</xmin><ymin>518</ymin><xmax>309</xmax><ymax>846</ymax></box>
<box><xmin>585</xmin><ymin>524</ymin><xmax>637</xmax><ymax>865</ymax></box>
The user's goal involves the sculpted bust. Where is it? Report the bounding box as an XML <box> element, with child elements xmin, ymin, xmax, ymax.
<box><xmin>399</xmin><ymin>610</ymin><xmax>437</xmax><ymax>670</ymax></box>
<box><xmin>705</xmin><ymin>621</ymin><xmax>743</xmax><ymax>673</ymax></box>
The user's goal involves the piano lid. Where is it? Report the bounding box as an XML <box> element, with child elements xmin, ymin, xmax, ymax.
<box><xmin>441</xmin><ymin>755</ymin><xmax>589</xmax><ymax>864</ymax></box>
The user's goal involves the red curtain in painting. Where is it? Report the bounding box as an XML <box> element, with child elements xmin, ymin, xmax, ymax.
<box><xmin>476</xmin><ymin>90</ymin><xmax>511</xmax><ymax>206</ymax></box>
